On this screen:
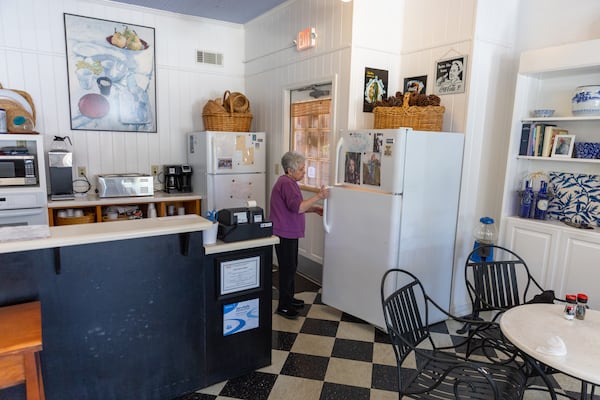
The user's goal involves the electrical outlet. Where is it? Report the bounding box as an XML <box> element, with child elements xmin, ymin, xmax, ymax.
<box><xmin>151</xmin><ymin>165</ymin><xmax>160</xmax><ymax>176</ymax></box>
<box><xmin>77</xmin><ymin>166</ymin><xmax>86</xmax><ymax>177</ymax></box>
<box><xmin>275</xmin><ymin>163</ymin><xmax>280</xmax><ymax>175</ymax></box>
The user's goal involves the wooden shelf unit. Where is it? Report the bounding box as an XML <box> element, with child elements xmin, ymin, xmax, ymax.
<box><xmin>47</xmin><ymin>193</ymin><xmax>201</xmax><ymax>226</ymax></box>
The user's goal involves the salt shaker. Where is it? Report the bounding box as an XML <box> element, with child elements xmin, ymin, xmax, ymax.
<box><xmin>576</xmin><ymin>293</ymin><xmax>588</xmax><ymax>320</ymax></box>
<box><xmin>564</xmin><ymin>294</ymin><xmax>576</xmax><ymax>320</ymax></box>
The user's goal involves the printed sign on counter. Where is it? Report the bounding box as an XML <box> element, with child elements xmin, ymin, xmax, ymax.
<box><xmin>223</xmin><ymin>298</ymin><xmax>259</xmax><ymax>336</ymax></box>
<box><xmin>220</xmin><ymin>256</ymin><xmax>260</xmax><ymax>295</ymax></box>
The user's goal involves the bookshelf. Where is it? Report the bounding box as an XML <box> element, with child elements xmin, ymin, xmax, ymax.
<box><xmin>499</xmin><ymin>38</ymin><xmax>600</xmax><ymax>304</ymax></box>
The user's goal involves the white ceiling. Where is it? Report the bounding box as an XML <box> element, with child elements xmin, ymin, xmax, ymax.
<box><xmin>109</xmin><ymin>0</ymin><xmax>289</xmax><ymax>24</ymax></box>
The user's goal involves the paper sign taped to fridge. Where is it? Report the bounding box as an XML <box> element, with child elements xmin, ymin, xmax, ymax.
<box><xmin>235</xmin><ymin>135</ymin><xmax>255</xmax><ymax>165</ymax></box>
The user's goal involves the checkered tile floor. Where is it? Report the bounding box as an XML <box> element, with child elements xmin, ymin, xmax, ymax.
<box><xmin>174</xmin><ymin>277</ymin><xmax>598</xmax><ymax>400</ymax></box>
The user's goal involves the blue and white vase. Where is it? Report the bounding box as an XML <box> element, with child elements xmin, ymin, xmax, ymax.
<box><xmin>571</xmin><ymin>85</ymin><xmax>600</xmax><ymax>116</ymax></box>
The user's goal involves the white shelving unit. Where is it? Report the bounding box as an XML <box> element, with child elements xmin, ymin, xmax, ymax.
<box><xmin>499</xmin><ymin>39</ymin><xmax>600</xmax><ymax>305</ymax></box>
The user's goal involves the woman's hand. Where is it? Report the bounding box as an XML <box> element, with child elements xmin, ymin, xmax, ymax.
<box><xmin>309</xmin><ymin>205</ymin><xmax>324</xmax><ymax>216</ymax></box>
<box><xmin>299</xmin><ymin>186</ymin><xmax>329</xmax><ymax>214</ymax></box>
<box><xmin>318</xmin><ymin>185</ymin><xmax>330</xmax><ymax>200</ymax></box>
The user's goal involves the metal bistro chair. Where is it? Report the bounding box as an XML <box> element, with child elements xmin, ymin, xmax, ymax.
<box><xmin>460</xmin><ymin>245</ymin><xmax>559</xmax><ymax>360</ymax></box>
<box><xmin>380</xmin><ymin>268</ymin><xmax>527</xmax><ymax>399</ymax></box>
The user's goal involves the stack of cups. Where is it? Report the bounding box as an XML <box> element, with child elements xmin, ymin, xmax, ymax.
<box><xmin>148</xmin><ymin>203</ymin><xmax>157</xmax><ymax>218</ymax></box>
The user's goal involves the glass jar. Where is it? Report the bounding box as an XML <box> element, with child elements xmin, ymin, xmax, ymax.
<box><xmin>576</xmin><ymin>293</ymin><xmax>588</xmax><ymax>320</ymax></box>
<box><xmin>564</xmin><ymin>294</ymin><xmax>577</xmax><ymax>320</ymax></box>
<box><xmin>471</xmin><ymin>217</ymin><xmax>497</xmax><ymax>262</ymax></box>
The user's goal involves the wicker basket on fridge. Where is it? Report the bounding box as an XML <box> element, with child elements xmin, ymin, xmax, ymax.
<box><xmin>373</xmin><ymin>93</ymin><xmax>445</xmax><ymax>131</ymax></box>
<box><xmin>202</xmin><ymin>90</ymin><xmax>252</xmax><ymax>132</ymax></box>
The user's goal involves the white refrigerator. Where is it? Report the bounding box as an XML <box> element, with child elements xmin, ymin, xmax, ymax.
<box><xmin>187</xmin><ymin>131</ymin><xmax>267</xmax><ymax>215</ymax></box>
<box><xmin>322</xmin><ymin>128</ymin><xmax>464</xmax><ymax>328</ymax></box>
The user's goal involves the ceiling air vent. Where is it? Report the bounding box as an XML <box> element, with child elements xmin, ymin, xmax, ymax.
<box><xmin>196</xmin><ymin>50</ymin><xmax>223</xmax><ymax>66</ymax></box>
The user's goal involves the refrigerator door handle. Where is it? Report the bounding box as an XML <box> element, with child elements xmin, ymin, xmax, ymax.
<box><xmin>210</xmin><ymin>137</ymin><xmax>217</xmax><ymax>172</ymax></box>
<box><xmin>334</xmin><ymin>137</ymin><xmax>344</xmax><ymax>186</ymax></box>
<box><xmin>323</xmin><ymin>197</ymin><xmax>331</xmax><ymax>233</ymax></box>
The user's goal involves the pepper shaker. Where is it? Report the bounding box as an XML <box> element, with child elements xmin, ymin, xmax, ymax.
<box><xmin>575</xmin><ymin>293</ymin><xmax>588</xmax><ymax>320</ymax></box>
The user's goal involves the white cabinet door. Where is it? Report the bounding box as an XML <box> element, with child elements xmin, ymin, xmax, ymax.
<box><xmin>501</xmin><ymin>217</ymin><xmax>561</xmax><ymax>289</ymax></box>
<box><xmin>554</xmin><ymin>231</ymin><xmax>600</xmax><ymax>308</ymax></box>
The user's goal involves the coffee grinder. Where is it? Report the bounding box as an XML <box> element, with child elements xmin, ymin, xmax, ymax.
<box><xmin>164</xmin><ymin>164</ymin><xmax>193</xmax><ymax>193</ymax></box>
<box><xmin>48</xmin><ymin>136</ymin><xmax>75</xmax><ymax>200</ymax></box>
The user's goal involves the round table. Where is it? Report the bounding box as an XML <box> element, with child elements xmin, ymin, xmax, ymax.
<box><xmin>500</xmin><ymin>303</ymin><xmax>600</xmax><ymax>387</ymax></box>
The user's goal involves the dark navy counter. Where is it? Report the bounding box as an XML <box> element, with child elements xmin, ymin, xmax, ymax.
<box><xmin>0</xmin><ymin>216</ymin><xmax>278</xmax><ymax>400</ymax></box>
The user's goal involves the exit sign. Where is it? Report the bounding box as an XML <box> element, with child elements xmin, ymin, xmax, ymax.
<box><xmin>296</xmin><ymin>28</ymin><xmax>316</xmax><ymax>51</ymax></box>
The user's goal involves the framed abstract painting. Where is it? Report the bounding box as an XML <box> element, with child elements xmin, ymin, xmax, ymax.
<box><xmin>64</xmin><ymin>13</ymin><xmax>157</xmax><ymax>132</ymax></box>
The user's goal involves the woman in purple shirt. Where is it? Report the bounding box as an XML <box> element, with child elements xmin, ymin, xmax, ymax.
<box><xmin>270</xmin><ymin>151</ymin><xmax>329</xmax><ymax>319</ymax></box>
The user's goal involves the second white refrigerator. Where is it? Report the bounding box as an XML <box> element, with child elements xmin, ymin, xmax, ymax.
<box><xmin>187</xmin><ymin>131</ymin><xmax>267</xmax><ymax>215</ymax></box>
<box><xmin>322</xmin><ymin>128</ymin><xmax>464</xmax><ymax>328</ymax></box>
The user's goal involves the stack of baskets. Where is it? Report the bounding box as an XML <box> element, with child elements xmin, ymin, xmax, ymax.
<box><xmin>202</xmin><ymin>90</ymin><xmax>252</xmax><ymax>132</ymax></box>
<box><xmin>373</xmin><ymin>93</ymin><xmax>445</xmax><ymax>131</ymax></box>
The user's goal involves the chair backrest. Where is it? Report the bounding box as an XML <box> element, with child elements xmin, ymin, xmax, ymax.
<box><xmin>380</xmin><ymin>268</ymin><xmax>431</xmax><ymax>363</ymax></box>
<box><xmin>465</xmin><ymin>245</ymin><xmax>545</xmax><ymax>313</ymax></box>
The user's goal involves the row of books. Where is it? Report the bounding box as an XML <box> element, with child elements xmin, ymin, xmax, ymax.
<box><xmin>518</xmin><ymin>122</ymin><xmax>568</xmax><ymax>157</ymax></box>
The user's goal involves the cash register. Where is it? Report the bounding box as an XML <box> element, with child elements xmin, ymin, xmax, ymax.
<box><xmin>217</xmin><ymin>206</ymin><xmax>273</xmax><ymax>242</ymax></box>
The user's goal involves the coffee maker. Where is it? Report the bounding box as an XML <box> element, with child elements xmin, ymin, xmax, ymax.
<box><xmin>48</xmin><ymin>136</ymin><xmax>75</xmax><ymax>200</ymax></box>
<box><xmin>164</xmin><ymin>164</ymin><xmax>192</xmax><ymax>193</ymax></box>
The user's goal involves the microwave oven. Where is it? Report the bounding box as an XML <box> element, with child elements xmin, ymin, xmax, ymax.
<box><xmin>0</xmin><ymin>154</ymin><xmax>37</xmax><ymax>186</ymax></box>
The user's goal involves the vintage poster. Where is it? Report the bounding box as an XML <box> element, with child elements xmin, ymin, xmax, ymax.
<box><xmin>435</xmin><ymin>56</ymin><xmax>467</xmax><ymax>95</ymax></box>
<box><xmin>404</xmin><ymin>75</ymin><xmax>427</xmax><ymax>95</ymax></box>
<box><xmin>363</xmin><ymin>67</ymin><xmax>388</xmax><ymax>112</ymax></box>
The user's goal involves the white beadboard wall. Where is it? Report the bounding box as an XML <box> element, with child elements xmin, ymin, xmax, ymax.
<box><xmin>244</xmin><ymin>0</ymin><xmax>404</xmax><ymax>264</ymax></box>
<box><xmin>0</xmin><ymin>0</ymin><xmax>246</xmax><ymax>189</ymax></box>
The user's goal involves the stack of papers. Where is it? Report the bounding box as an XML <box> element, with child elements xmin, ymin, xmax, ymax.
<box><xmin>0</xmin><ymin>225</ymin><xmax>50</xmax><ymax>242</ymax></box>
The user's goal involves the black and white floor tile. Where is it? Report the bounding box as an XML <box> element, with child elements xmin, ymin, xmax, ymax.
<box><xmin>175</xmin><ymin>274</ymin><xmax>598</xmax><ymax>400</ymax></box>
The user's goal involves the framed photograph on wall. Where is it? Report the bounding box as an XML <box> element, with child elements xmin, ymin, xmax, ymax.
<box><xmin>551</xmin><ymin>134</ymin><xmax>576</xmax><ymax>158</ymax></box>
<box><xmin>64</xmin><ymin>13</ymin><xmax>157</xmax><ymax>132</ymax></box>
<box><xmin>363</xmin><ymin>67</ymin><xmax>388</xmax><ymax>112</ymax></box>
<box><xmin>435</xmin><ymin>55</ymin><xmax>467</xmax><ymax>95</ymax></box>
<box><xmin>404</xmin><ymin>75</ymin><xmax>427</xmax><ymax>95</ymax></box>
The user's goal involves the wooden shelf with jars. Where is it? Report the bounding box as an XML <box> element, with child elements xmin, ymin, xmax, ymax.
<box><xmin>47</xmin><ymin>192</ymin><xmax>201</xmax><ymax>226</ymax></box>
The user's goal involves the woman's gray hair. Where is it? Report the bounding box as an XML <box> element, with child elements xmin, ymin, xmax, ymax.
<box><xmin>281</xmin><ymin>151</ymin><xmax>305</xmax><ymax>174</ymax></box>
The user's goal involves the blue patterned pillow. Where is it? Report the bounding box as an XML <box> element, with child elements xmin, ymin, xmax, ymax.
<box><xmin>574</xmin><ymin>142</ymin><xmax>600</xmax><ymax>159</ymax></box>
<box><xmin>548</xmin><ymin>172</ymin><xmax>600</xmax><ymax>227</ymax></box>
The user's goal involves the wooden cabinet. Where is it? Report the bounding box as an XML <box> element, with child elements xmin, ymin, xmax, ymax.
<box><xmin>503</xmin><ymin>217</ymin><xmax>600</xmax><ymax>307</ymax></box>
<box><xmin>500</xmin><ymin>39</ymin><xmax>600</xmax><ymax>305</ymax></box>
<box><xmin>553</xmin><ymin>230</ymin><xmax>600</xmax><ymax>307</ymax></box>
<box><xmin>48</xmin><ymin>193</ymin><xmax>201</xmax><ymax>226</ymax></box>
<box><xmin>502</xmin><ymin>216</ymin><xmax>561</xmax><ymax>289</ymax></box>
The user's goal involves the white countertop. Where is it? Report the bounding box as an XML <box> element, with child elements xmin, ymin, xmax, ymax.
<box><xmin>0</xmin><ymin>215</ymin><xmax>213</xmax><ymax>254</ymax></box>
<box><xmin>204</xmin><ymin>236</ymin><xmax>279</xmax><ymax>255</ymax></box>
<box><xmin>500</xmin><ymin>303</ymin><xmax>600</xmax><ymax>385</ymax></box>
<box><xmin>0</xmin><ymin>215</ymin><xmax>279</xmax><ymax>255</ymax></box>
